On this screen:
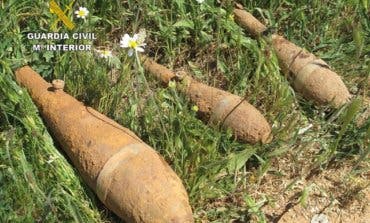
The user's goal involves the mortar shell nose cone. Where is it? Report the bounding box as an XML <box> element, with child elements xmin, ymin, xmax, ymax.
<box><xmin>52</xmin><ymin>79</ymin><xmax>65</xmax><ymax>91</ymax></box>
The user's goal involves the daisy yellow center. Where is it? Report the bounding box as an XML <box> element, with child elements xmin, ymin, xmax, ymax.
<box><xmin>78</xmin><ymin>10</ymin><xmax>86</xmax><ymax>17</ymax></box>
<box><xmin>128</xmin><ymin>40</ymin><xmax>138</xmax><ymax>49</ymax></box>
<box><xmin>102</xmin><ymin>50</ymin><xmax>110</xmax><ymax>56</ymax></box>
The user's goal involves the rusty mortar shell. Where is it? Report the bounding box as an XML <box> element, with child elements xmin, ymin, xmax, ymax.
<box><xmin>233</xmin><ymin>7</ymin><xmax>351</xmax><ymax>107</ymax></box>
<box><xmin>15</xmin><ymin>66</ymin><xmax>194</xmax><ymax>223</ymax></box>
<box><xmin>143</xmin><ymin>58</ymin><xmax>272</xmax><ymax>144</ymax></box>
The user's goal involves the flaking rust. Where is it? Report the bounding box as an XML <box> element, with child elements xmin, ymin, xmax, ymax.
<box><xmin>233</xmin><ymin>8</ymin><xmax>351</xmax><ymax>108</ymax></box>
<box><xmin>143</xmin><ymin>58</ymin><xmax>272</xmax><ymax>144</ymax></box>
<box><xmin>15</xmin><ymin>66</ymin><xmax>193</xmax><ymax>223</ymax></box>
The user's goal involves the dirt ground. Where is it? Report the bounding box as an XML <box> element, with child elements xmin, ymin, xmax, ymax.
<box><xmin>245</xmin><ymin>96</ymin><xmax>370</xmax><ymax>223</ymax></box>
<box><xmin>259</xmin><ymin>164</ymin><xmax>369</xmax><ymax>223</ymax></box>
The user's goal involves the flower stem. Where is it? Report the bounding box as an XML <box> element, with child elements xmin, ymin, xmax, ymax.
<box><xmin>134</xmin><ymin>51</ymin><xmax>170</xmax><ymax>141</ymax></box>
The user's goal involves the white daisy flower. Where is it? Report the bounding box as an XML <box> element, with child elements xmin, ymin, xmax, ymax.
<box><xmin>196</xmin><ymin>0</ymin><xmax>205</xmax><ymax>3</ymax></box>
<box><xmin>120</xmin><ymin>32</ymin><xmax>146</xmax><ymax>57</ymax></box>
<box><xmin>75</xmin><ymin>7</ymin><xmax>89</xmax><ymax>19</ymax></box>
<box><xmin>97</xmin><ymin>49</ymin><xmax>112</xmax><ymax>59</ymax></box>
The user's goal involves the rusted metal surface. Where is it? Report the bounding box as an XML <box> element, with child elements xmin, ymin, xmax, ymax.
<box><xmin>143</xmin><ymin>58</ymin><xmax>272</xmax><ymax>144</ymax></box>
<box><xmin>271</xmin><ymin>35</ymin><xmax>351</xmax><ymax>107</ymax></box>
<box><xmin>233</xmin><ymin>8</ymin><xmax>351</xmax><ymax>107</ymax></box>
<box><xmin>15</xmin><ymin>66</ymin><xmax>193</xmax><ymax>223</ymax></box>
<box><xmin>233</xmin><ymin>9</ymin><xmax>267</xmax><ymax>37</ymax></box>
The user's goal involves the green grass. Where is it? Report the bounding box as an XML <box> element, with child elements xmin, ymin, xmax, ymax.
<box><xmin>1</xmin><ymin>0</ymin><xmax>369</xmax><ymax>222</ymax></box>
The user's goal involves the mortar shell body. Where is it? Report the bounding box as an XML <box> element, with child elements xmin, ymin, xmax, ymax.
<box><xmin>15</xmin><ymin>66</ymin><xmax>193</xmax><ymax>223</ymax></box>
<box><xmin>143</xmin><ymin>59</ymin><xmax>271</xmax><ymax>144</ymax></box>
<box><xmin>233</xmin><ymin>7</ymin><xmax>351</xmax><ymax>107</ymax></box>
<box><xmin>143</xmin><ymin>58</ymin><xmax>175</xmax><ymax>83</ymax></box>
<box><xmin>182</xmin><ymin>77</ymin><xmax>271</xmax><ymax>143</ymax></box>
<box><xmin>233</xmin><ymin>9</ymin><xmax>267</xmax><ymax>37</ymax></box>
<box><xmin>272</xmin><ymin>35</ymin><xmax>351</xmax><ymax>107</ymax></box>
